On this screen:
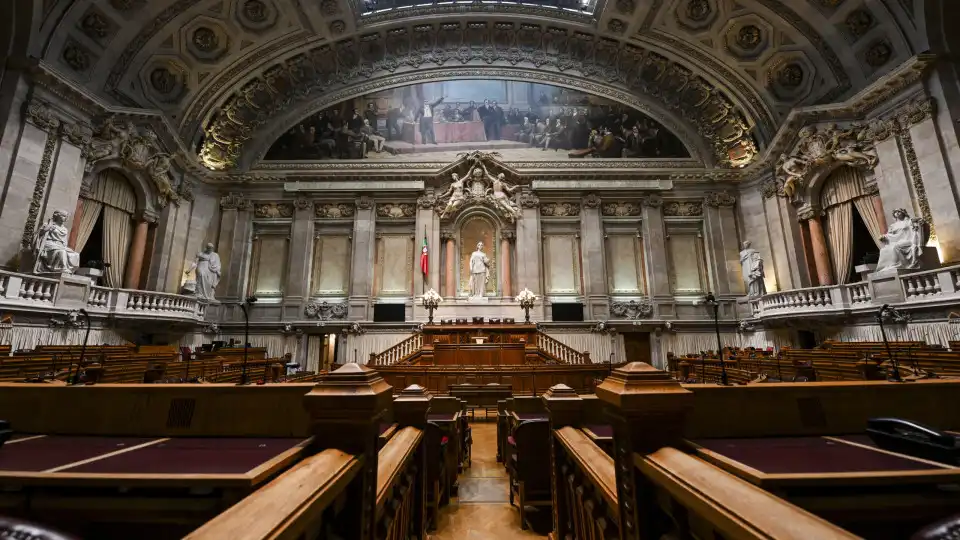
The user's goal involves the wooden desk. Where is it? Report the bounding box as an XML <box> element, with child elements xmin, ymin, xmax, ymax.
<box><xmin>433</xmin><ymin>343</ymin><xmax>525</xmax><ymax>365</ymax></box>
<box><xmin>449</xmin><ymin>384</ymin><xmax>512</xmax><ymax>417</ymax></box>
<box><xmin>687</xmin><ymin>434</ymin><xmax>960</xmax><ymax>537</ymax></box>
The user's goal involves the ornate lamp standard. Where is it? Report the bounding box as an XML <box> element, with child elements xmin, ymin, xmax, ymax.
<box><xmin>516</xmin><ymin>288</ymin><xmax>537</xmax><ymax>324</ymax></box>
<box><xmin>422</xmin><ymin>289</ymin><xmax>442</xmax><ymax>324</ymax></box>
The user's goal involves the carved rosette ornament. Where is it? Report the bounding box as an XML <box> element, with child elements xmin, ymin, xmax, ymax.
<box><xmin>304</xmin><ymin>300</ymin><xmax>348</xmax><ymax>320</ymax></box>
<box><xmin>704</xmin><ymin>191</ymin><xmax>736</xmax><ymax>208</ymax></box>
<box><xmin>24</xmin><ymin>101</ymin><xmax>61</xmax><ymax>133</ymax></box>
<box><xmin>601</xmin><ymin>202</ymin><xmax>642</xmax><ymax>216</ymax></box>
<box><xmin>611</xmin><ymin>299</ymin><xmax>654</xmax><ymax>319</ymax></box>
<box><xmin>315</xmin><ymin>203</ymin><xmax>355</xmax><ymax>218</ymax></box>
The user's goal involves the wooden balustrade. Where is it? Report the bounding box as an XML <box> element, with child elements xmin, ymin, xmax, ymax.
<box><xmin>375</xmin><ymin>426</ymin><xmax>423</xmax><ymax>539</ymax></box>
<box><xmin>553</xmin><ymin>426</ymin><xmax>619</xmax><ymax>538</ymax></box>
<box><xmin>370</xmin><ymin>333</ymin><xmax>424</xmax><ymax>366</ymax></box>
<box><xmin>536</xmin><ymin>332</ymin><xmax>589</xmax><ymax>365</ymax></box>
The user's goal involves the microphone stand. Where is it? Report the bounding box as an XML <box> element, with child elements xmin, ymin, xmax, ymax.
<box><xmin>699</xmin><ymin>351</ymin><xmax>706</xmax><ymax>383</ymax></box>
<box><xmin>877</xmin><ymin>304</ymin><xmax>904</xmax><ymax>382</ymax></box>
<box><xmin>70</xmin><ymin>309</ymin><xmax>91</xmax><ymax>385</ymax></box>
<box><xmin>239</xmin><ymin>296</ymin><xmax>258</xmax><ymax>385</ymax></box>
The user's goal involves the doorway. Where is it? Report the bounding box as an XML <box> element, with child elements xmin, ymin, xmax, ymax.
<box><xmin>623</xmin><ymin>332</ymin><xmax>651</xmax><ymax>364</ymax></box>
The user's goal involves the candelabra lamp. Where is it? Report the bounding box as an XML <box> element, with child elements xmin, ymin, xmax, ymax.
<box><xmin>422</xmin><ymin>289</ymin><xmax>443</xmax><ymax>324</ymax></box>
<box><xmin>516</xmin><ymin>288</ymin><xmax>537</xmax><ymax>324</ymax></box>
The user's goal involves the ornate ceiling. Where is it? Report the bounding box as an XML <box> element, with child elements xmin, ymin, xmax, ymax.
<box><xmin>32</xmin><ymin>0</ymin><xmax>932</xmax><ymax>172</ymax></box>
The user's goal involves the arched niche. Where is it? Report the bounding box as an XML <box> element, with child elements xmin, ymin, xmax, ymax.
<box><xmin>453</xmin><ymin>208</ymin><xmax>505</xmax><ymax>297</ymax></box>
<box><xmin>84</xmin><ymin>158</ymin><xmax>157</xmax><ymax>218</ymax></box>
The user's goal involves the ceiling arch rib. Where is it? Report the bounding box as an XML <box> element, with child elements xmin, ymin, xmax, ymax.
<box><xmin>198</xmin><ymin>21</ymin><xmax>761</xmax><ymax>171</ymax></box>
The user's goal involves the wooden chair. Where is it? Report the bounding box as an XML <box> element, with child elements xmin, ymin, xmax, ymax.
<box><xmin>508</xmin><ymin>419</ymin><xmax>552</xmax><ymax>530</ymax></box>
<box><xmin>424</xmin><ymin>421</ymin><xmax>448</xmax><ymax>531</ymax></box>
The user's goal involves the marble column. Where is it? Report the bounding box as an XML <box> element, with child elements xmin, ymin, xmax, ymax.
<box><xmin>515</xmin><ymin>189</ymin><xmax>542</xmax><ymax>294</ymax></box>
<box><xmin>67</xmin><ymin>195</ymin><xmax>85</xmax><ymax>250</ymax></box>
<box><xmin>871</xmin><ymin>192</ymin><xmax>888</xmax><ymax>233</ymax></box>
<box><xmin>285</xmin><ymin>197</ymin><xmax>315</xmax><ymax>314</ymax></box>
<box><xmin>217</xmin><ymin>193</ymin><xmax>254</xmax><ymax>303</ymax></box>
<box><xmin>798</xmin><ymin>220</ymin><xmax>819</xmax><ymax>287</ymax></box>
<box><xmin>124</xmin><ymin>217</ymin><xmax>151</xmax><ymax>289</ymax></box>
<box><xmin>442</xmin><ymin>229</ymin><xmax>455</xmax><ymax>298</ymax></box>
<box><xmin>805</xmin><ymin>213</ymin><xmax>833</xmax><ymax>286</ymax></box>
<box><xmin>348</xmin><ymin>196</ymin><xmax>376</xmax><ymax>320</ymax></box>
<box><xmin>579</xmin><ymin>194</ymin><xmax>608</xmax><ymax>319</ymax></box>
<box><xmin>500</xmin><ymin>230</ymin><xmax>514</xmax><ymax>298</ymax></box>
<box><xmin>641</xmin><ymin>196</ymin><xmax>670</xmax><ymax>298</ymax></box>
<box><xmin>703</xmin><ymin>192</ymin><xmax>741</xmax><ymax>296</ymax></box>
<box><xmin>147</xmin><ymin>190</ymin><xmax>191</xmax><ymax>293</ymax></box>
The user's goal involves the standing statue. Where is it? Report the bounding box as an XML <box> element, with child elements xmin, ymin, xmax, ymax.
<box><xmin>739</xmin><ymin>241</ymin><xmax>766</xmax><ymax>297</ymax></box>
<box><xmin>876</xmin><ymin>208</ymin><xmax>924</xmax><ymax>272</ymax></box>
<box><xmin>33</xmin><ymin>210</ymin><xmax>80</xmax><ymax>273</ymax></box>
<box><xmin>185</xmin><ymin>243</ymin><xmax>222</xmax><ymax>303</ymax></box>
<box><xmin>468</xmin><ymin>242</ymin><xmax>490</xmax><ymax>298</ymax></box>
<box><xmin>439</xmin><ymin>173</ymin><xmax>467</xmax><ymax>219</ymax></box>
<box><xmin>489</xmin><ymin>172</ymin><xmax>521</xmax><ymax>220</ymax></box>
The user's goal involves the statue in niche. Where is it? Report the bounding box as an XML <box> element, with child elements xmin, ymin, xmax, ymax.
<box><xmin>185</xmin><ymin>243</ymin><xmax>222</xmax><ymax>303</ymax></box>
<box><xmin>876</xmin><ymin>208</ymin><xmax>925</xmax><ymax>273</ymax></box>
<box><xmin>468</xmin><ymin>242</ymin><xmax>490</xmax><ymax>298</ymax></box>
<box><xmin>739</xmin><ymin>241</ymin><xmax>766</xmax><ymax>298</ymax></box>
<box><xmin>439</xmin><ymin>172</ymin><xmax>467</xmax><ymax>219</ymax></box>
<box><xmin>33</xmin><ymin>210</ymin><xmax>80</xmax><ymax>274</ymax></box>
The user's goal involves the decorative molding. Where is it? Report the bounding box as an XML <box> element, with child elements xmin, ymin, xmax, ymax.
<box><xmin>896</xmin><ymin>96</ymin><xmax>937</xmax><ymax>128</ymax></box>
<box><xmin>21</xmin><ymin>134</ymin><xmax>58</xmax><ymax>249</ymax></box>
<box><xmin>254</xmin><ymin>202</ymin><xmax>294</xmax><ymax>219</ymax></box>
<box><xmin>582</xmin><ymin>193</ymin><xmax>601</xmax><ymax>209</ymax></box>
<box><xmin>314</xmin><ymin>202</ymin><xmax>355</xmax><ymax>219</ymax></box>
<box><xmin>540</xmin><ymin>202</ymin><xmax>581</xmax><ymax>217</ymax></box>
<box><xmin>610</xmin><ymin>299</ymin><xmax>654</xmax><ymax>319</ymax></box>
<box><xmin>377</xmin><ymin>203</ymin><xmax>416</xmax><ymax>218</ymax></box>
<box><xmin>519</xmin><ymin>192</ymin><xmax>540</xmax><ymax>209</ymax></box>
<box><xmin>601</xmin><ymin>201</ymin><xmax>642</xmax><ymax>216</ymax></box>
<box><xmin>304</xmin><ymin>300</ymin><xmax>348</xmax><ymax>320</ymax></box>
<box><xmin>60</xmin><ymin>122</ymin><xmax>91</xmax><ymax>148</ymax></box>
<box><xmin>435</xmin><ymin>152</ymin><xmax>523</xmax><ymax>222</ymax></box>
<box><xmin>643</xmin><ymin>195</ymin><xmax>663</xmax><ymax>208</ymax></box>
<box><xmin>703</xmin><ymin>191</ymin><xmax>736</xmax><ymax>208</ymax></box>
<box><xmin>220</xmin><ymin>192</ymin><xmax>252</xmax><ymax>210</ymax></box>
<box><xmin>293</xmin><ymin>195</ymin><xmax>311</xmax><ymax>211</ymax></box>
<box><xmin>417</xmin><ymin>193</ymin><xmax>437</xmax><ymax>209</ymax></box>
<box><xmin>23</xmin><ymin>100</ymin><xmax>61</xmax><ymax>133</ymax></box>
<box><xmin>356</xmin><ymin>196</ymin><xmax>374</xmax><ymax>210</ymax></box>
<box><xmin>440</xmin><ymin>229</ymin><xmax>455</xmax><ymax>241</ymax></box>
<box><xmin>896</xmin><ymin>127</ymin><xmax>935</xmax><ymax>241</ymax></box>
<box><xmin>775</xmin><ymin>122</ymin><xmax>879</xmax><ymax>199</ymax></box>
<box><xmin>662</xmin><ymin>201</ymin><xmax>703</xmax><ymax>217</ymax></box>
<box><xmin>501</xmin><ymin>230</ymin><xmax>516</xmax><ymax>241</ymax></box>
<box><xmin>797</xmin><ymin>206</ymin><xmax>816</xmax><ymax>221</ymax></box>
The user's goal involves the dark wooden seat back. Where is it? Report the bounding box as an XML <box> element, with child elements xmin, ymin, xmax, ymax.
<box><xmin>511</xmin><ymin>395</ymin><xmax>545</xmax><ymax>415</ymax></box>
<box><xmin>431</xmin><ymin>396</ymin><xmax>462</xmax><ymax>414</ymax></box>
<box><xmin>513</xmin><ymin>419</ymin><xmax>551</xmax><ymax>492</ymax></box>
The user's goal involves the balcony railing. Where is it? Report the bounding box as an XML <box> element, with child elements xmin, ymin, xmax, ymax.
<box><xmin>0</xmin><ymin>270</ymin><xmax>207</xmax><ymax>323</ymax></box>
<box><xmin>748</xmin><ymin>264</ymin><xmax>960</xmax><ymax>320</ymax></box>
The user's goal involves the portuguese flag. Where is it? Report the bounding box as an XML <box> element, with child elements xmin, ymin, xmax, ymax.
<box><xmin>420</xmin><ymin>230</ymin><xmax>429</xmax><ymax>276</ymax></box>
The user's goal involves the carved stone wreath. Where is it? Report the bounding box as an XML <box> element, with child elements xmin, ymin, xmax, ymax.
<box><xmin>315</xmin><ymin>202</ymin><xmax>355</xmax><ymax>218</ymax></box>
<box><xmin>611</xmin><ymin>299</ymin><xmax>654</xmax><ymax>319</ymax></box>
<box><xmin>601</xmin><ymin>201</ymin><xmax>641</xmax><ymax>216</ymax></box>
<box><xmin>198</xmin><ymin>22</ymin><xmax>758</xmax><ymax>171</ymax></box>
<box><xmin>304</xmin><ymin>301</ymin><xmax>348</xmax><ymax>320</ymax></box>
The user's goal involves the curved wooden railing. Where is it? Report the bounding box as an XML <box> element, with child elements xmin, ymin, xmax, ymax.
<box><xmin>553</xmin><ymin>427</ymin><xmax>619</xmax><ymax>536</ymax></box>
<box><xmin>536</xmin><ymin>332</ymin><xmax>590</xmax><ymax>365</ymax></box>
<box><xmin>375</xmin><ymin>426</ymin><xmax>423</xmax><ymax>538</ymax></box>
<box><xmin>184</xmin><ymin>449</ymin><xmax>361</xmax><ymax>540</ymax></box>
<box><xmin>369</xmin><ymin>333</ymin><xmax>423</xmax><ymax>366</ymax></box>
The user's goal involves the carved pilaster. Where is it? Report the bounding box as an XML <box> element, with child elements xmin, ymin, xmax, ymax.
<box><xmin>220</xmin><ymin>192</ymin><xmax>252</xmax><ymax>211</ymax></box>
<box><xmin>704</xmin><ymin>190</ymin><xmax>736</xmax><ymax>208</ymax></box>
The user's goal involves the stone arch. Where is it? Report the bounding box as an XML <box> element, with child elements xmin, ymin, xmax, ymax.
<box><xmin>195</xmin><ymin>23</ymin><xmax>763</xmax><ymax>171</ymax></box>
<box><xmin>84</xmin><ymin>159</ymin><xmax>158</xmax><ymax>219</ymax></box>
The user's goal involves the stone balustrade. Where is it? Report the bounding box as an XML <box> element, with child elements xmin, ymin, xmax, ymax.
<box><xmin>748</xmin><ymin>264</ymin><xmax>960</xmax><ymax>321</ymax></box>
<box><xmin>0</xmin><ymin>269</ymin><xmax>207</xmax><ymax>323</ymax></box>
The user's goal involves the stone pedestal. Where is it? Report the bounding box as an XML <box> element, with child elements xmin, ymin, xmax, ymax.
<box><xmin>867</xmin><ymin>269</ymin><xmax>908</xmax><ymax>304</ymax></box>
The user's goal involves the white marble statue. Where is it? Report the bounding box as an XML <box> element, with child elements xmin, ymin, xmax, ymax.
<box><xmin>439</xmin><ymin>173</ymin><xmax>466</xmax><ymax>219</ymax></box>
<box><xmin>739</xmin><ymin>241</ymin><xmax>766</xmax><ymax>297</ymax></box>
<box><xmin>876</xmin><ymin>208</ymin><xmax>924</xmax><ymax>273</ymax></box>
<box><xmin>468</xmin><ymin>241</ymin><xmax>490</xmax><ymax>297</ymax></box>
<box><xmin>490</xmin><ymin>172</ymin><xmax>521</xmax><ymax>220</ymax></box>
<box><xmin>33</xmin><ymin>210</ymin><xmax>80</xmax><ymax>274</ymax></box>
<box><xmin>186</xmin><ymin>243</ymin><xmax>222</xmax><ymax>303</ymax></box>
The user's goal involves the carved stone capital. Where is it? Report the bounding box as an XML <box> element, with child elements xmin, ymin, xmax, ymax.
<box><xmin>440</xmin><ymin>229</ymin><xmax>455</xmax><ymax>241</ymax></box>
<box><xmin>356</xmin><ymin>196</ymin><xmax>374</xmax><ymax>210</ymax></box>
<box><xmin>797</xmin><ymin>206</ymin><xmax>816</xmax><ymax>221</ymax></box>
<box><xmin>315</xmin><ymin>202</ymin><xmax>355</xmax><ymax>219</ymax></box>
<box><xmin>293</xmin><ymin>195</ymin><xmax>311</xmax><ymax>211</ymax></box>
<box><xmin>417</xmin><ymin>193</ymin><xmax>437</xmax><ymax>209</ymax></box>
<box><xmin>137</xmin><ymin>208</ymin><xmax>160</xmax><ymax>224</ymax></box>
<box><xmin>582</xmin><ymin>193</ymin><xmax>601</xmax><ymax>209</ymax></box>
<box><xmin>60</xmin><ymin>122</ymin><xmax>92</xmax><ymax>148</ymax></box>
<box><xmin>642</xmin><ymin>194</ymin><xmax>663</xmax><ymax>208</ymax></box>
<box><xmin>519</xmin><ymin>191</ymin><xmax>540</xmax><ymax>209</ymax></box>
<box><xmin>501</xmin><ymin>230</ymin><xmax>516</xmax><ymax>241</ymax></box>
<box><xmin>220</xmin><ymin>192</ymin><xmax>250</xmax><ymax>210</ymax></box>
<box><xmin>601</xmin><ymin>201</ymin><xmax>642</xmax><ymax>216</ymax></box>
<box><xmin>759</xmin><ymin>178</ymin><xmax>778</xmax><ymax>199</ymax></box>
<box><xmin>24</xmin><ymin>100</ymin><xmax>61</xmax><ymax>133</ymax></box>
<box><xmin>896</xmin><ymin>97</ymin><xmax>937</xmax><ymax>129</ymax></box>
<box><xmin>704</xmin><ymin>190</ymin><xmax>736</xmax><ymax>208</ymax></box>
<box><xmin>177</xmin><ymin>177</ymin><xmax>195</xmax><ymax>202</ymax></box>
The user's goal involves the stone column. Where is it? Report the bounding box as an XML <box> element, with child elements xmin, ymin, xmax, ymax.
<box><xmin>303</xmin><ymin>363</ymin><xmax>394</xmax><ymax>540</ymax></box>
<box><xmin>348</xmin><ymin>196</ymin><xmax>376</xmax><ymax>320</ymax></box>
<box><xmin>703</xmin><ymin>191</ymin><xmax>741</xmax><ymax>296</ymax></box>
<box><xmin>124</xmin><ymin>216</ymin><xmax>151</xmax><ymax>289</ymax></box>
<box><xmin>146</xmin><ymin>177</ymin><xmax>194</xmax><ymax>293</ymax></box>
<box><xmin>516</xmin><ymin>189</ymin><xmax>542</xmax><ymax>295</ymax></box>
<box><xmin>803</xmin><ymin>210</ymin><xmax>833</xmax><ymax>286</ymax></box>
<box><xmin>641</xmin><ymin>195</ymin><xmax>670</xmax><ymax>298</ymax></box>
<box><xmin>441</xmin><ymin>229</ymin><xmax>456</xmax><ymax>298</ymax></box>
<box><xmin>500</xmin><ymin>230</ymin><xmax>514</xmax><ymax>298</ymax></box>
<box><xmin>797</xmin><ymin>220</ymin><xmax>819</xmax><ymax>287</ymax></box>
<box><xmin>217</xmin><ymin>193</ymin><xmax>254</xmax><ymax>303</ymax></box>
<box><xmin>0</xmin><ymin>99</ymin><xmax>59</xmax><ymax>267</ymax></box>
<box><xmin>67</xmin><ymin>184</ymin><xmax>89</xmax><ymax>250</ymax></box>
<box><xmin>596</xmin><ymin>363</ymin><xmax>693</xmax><ymax>540</ymax></box>
<box><xmin>579</xmin><ymin>193</ymin><xmax>608</xmax><ymax>319</ymax></box>
<box><xmin>871</xmin><ymin>189</ymin><xmax>888</xmax><ymax>233</ymax></box>
<box><xmin>285</xmin><ymin>196</ymin><xmax>315</xmax><ymax>311</ymax></box>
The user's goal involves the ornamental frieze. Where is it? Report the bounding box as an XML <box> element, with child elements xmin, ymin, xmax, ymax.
<box><xmin>377</xmin><ymin>203</ymin><xmax>416</xmax><ymax>218</ymax></box>
<box><xmin>704</xmin><ymin>191</ymin><xmax>736</xmax><ymax>208</ymax></box>
<box><xmin>198</xmin><ymin>22</ymin><xmax>758</xmax><ymax>171</ymax></box>
<box><xmin>662</xmin><ymin>201</ymin><xmax>703</xmax><ymax>217</ymax></box>
<box><xmin>540</xmin><ymin>202</ymin><xmax>581</xmax><ymax>217</ymax></box>
<box><xmin>254</xmin><ymin>202</ymin><xmax>294</xmax><ymax>219</ymax></box>
<box><xmin>601</xmin><ymin>202</ymin><xmax>642</xmax><ymax>216</ymax></box>
<box><xmin>314</xmin><ymin>202</ymin><xmax>355</xmax><ymax>219</ymax></box>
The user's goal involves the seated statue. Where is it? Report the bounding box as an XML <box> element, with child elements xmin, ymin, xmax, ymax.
<box><xmin>876</xmin><ymin>208</ymin><xmax>924</xmax><ymax>273</ymax></box>
<box><xmin>34</xmin><ymin>210</ymin><xmax>80</xmax><ymax>274</ymax></box>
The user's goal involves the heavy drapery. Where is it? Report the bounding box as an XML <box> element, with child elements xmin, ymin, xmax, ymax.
<box><xmin>101</xmin><ymin>206</ymin><xmax>131</xmax><ymax>287</ymax></box>
<box><xmin>824</xmin><ymin>201</ymin><xmax>854</xmax><ymax>285</ymax></box>
<box><xmin>820</xmin><ymin>166</ymin><xmax>882</xmax><ymax>284</ymax></box>
<box><xmin>88</xmin><ymin>170</ymin><xmax>136</xmax><ymax>213</ymax></box>
<box><xmin>74</xmin><ymin>199</ymin><xmax>102</xmax><ymax>252</ymax></box>
<box><xmin>853</xmin><ymin>196</ymin><xmax>884</xmax><ymax>249</ymax></box>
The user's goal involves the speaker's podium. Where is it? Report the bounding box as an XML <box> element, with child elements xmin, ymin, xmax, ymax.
<box><xmin>417</xmin><ymin>322</ymin><xmax>539</xmax><ymax>366</ymax></box>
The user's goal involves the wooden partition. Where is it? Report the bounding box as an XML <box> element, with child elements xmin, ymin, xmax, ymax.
<box><xmin>432</xmin><ymin>343</ymin><xmax>526</xmax><ymax>365</ymax></box>
<box><xmin>372</xmin><ymin>364</ymin><xmax>607</xmax><ymax>395</ymax></box>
